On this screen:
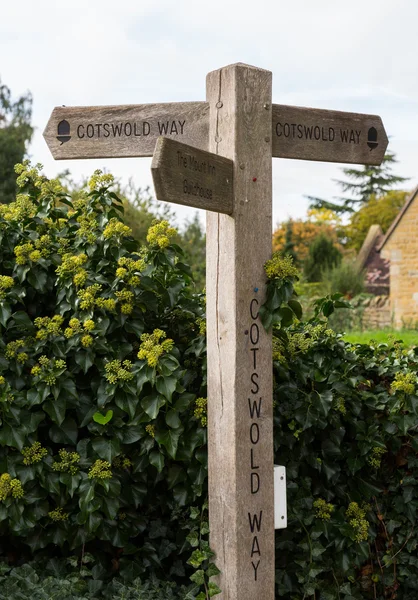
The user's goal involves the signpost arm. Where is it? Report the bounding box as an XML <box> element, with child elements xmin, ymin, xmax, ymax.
<box><xmin>206</xmin><ymin>63</ymin><xmax>275</xmax><ymax>600</ymax></box>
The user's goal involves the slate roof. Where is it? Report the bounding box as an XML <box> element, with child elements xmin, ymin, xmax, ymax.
<box><xmin>357</xmin><ymin>224</ymin><xmax>390</xmax><ymax>295</ymax></box>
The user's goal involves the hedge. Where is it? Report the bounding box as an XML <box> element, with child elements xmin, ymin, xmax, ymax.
<box><xmin>0</xmin><ymin>163</ymin><xmax>418</xmax><ymax>599</ymax></box>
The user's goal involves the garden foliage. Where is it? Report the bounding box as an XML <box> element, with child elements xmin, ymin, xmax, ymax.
<box><xmin>1</xmin><ymin>165</ymin><xmax>418</xmax><ymax>599</ymax></box>
<box><xmin>0</xmin><ymin>164</ymin><xmax>213</xmax><ymax>598</ymax></box>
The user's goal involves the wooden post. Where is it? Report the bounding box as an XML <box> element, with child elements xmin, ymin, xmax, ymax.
<box><xmin>206</xmin><ymin>63</ymin><xmax>275</xmax><ymax>599</ymax></box>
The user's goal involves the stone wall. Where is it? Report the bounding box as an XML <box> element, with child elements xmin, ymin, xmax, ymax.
<box><xmin>380</xmin><ymin>189</ymin><xmax>418</xmax><ymax>329</ymax></box>
<box><xmin>361</xmin><ymin>295</ymin><xmax>392</xmax><ymax>330</ymax></box>
<box><xmin>328</xmin><ymin>295</ymin><xmax>392</xmax><ymax>332</ymax></box>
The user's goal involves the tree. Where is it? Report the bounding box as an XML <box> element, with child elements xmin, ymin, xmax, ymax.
<box><xmin>0</xmin><ymin>79</ymin><xmax>33</xmax><ymax>204</ymax></box>
<box><xmin>180</xmin><ymin>213</ymin><xmax>206</xmax><ymax>290</ymax></box>
<box><xmin>273</xmin><ymin>208</ymin><xmax>342</xmax><ymax>264</ymax></box>
<box><xmin>304</xmin><ymin>233</ymin><xmax>342</xmax><ymax>282</ymax></box>
<box><xmin>344</xmin><ymin>190</ymin><xmax>408</xmax><ymax>251</ymax></box>
<box><xmin>282</xmin><ymin>219</ymin><xmax>298</xmax><ymax>265</ymax></box>
<box><xmin>307</xmin><ymin>151</ymin><xmax>409</xmax><ymax>214</ymax></box>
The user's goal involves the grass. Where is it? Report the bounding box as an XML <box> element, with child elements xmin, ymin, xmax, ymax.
<box><xmin>344</xmin><ymin>329</ymin><xmax>418</xmax><ymax>347</ymax></box>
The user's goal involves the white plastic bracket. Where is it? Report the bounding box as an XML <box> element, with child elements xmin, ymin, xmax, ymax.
<box><xmin>274</xmin><ymin>465</ymin><xmax>287</xmax><ymax>529</ymax></box>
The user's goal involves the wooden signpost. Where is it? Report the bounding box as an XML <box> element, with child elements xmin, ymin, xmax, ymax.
<box><xmin>151</xmin><ymin>138</ymin><xmax>233</xmax><ymax>214</ymax></box>
<box><xmin>44</xmin><ymin>63</ymin><xmax>388</xmax><ymax>600</ymax></box>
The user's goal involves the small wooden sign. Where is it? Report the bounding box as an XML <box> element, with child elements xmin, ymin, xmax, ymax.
<box><xmin>272</xmin><ymin>104</ymin><xmax>388</xmax><ymax>165</ymax></box>
<box><xmin>43</xmin><ymin>102</ymin><xmax>209</xmax><ymax>159</ymax></box>
<box><xmin>151</xmin><ymin>138</ymin><xmax>233</xmax><ymax>214</ymax></box>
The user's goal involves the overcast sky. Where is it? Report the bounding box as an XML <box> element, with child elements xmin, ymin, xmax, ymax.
<box><xmin>2</xmin><ymin>0</ymin><xmax>417</xmax><ymax>230</ymax></box>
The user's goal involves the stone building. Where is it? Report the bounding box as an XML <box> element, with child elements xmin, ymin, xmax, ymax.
<box><xmin>378</xmin><ymin>186</ymin><xmax>418</xmax><ymax>329</ymax></box>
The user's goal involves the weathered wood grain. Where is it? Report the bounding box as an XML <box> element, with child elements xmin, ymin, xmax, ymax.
<box><xmin>151</xmin><ymin>137</ymin><xmax>233</xmax><ymax>214</ymax></box>
<box><xmin>206</xmin><ymin>63</ymin><xmax>275</xmax><ymax>600</ymax></box>
<box><xmin>272</xmin><ymin>104</ymin><xmax>388</xmax><ymax>165</ymax></box>
<box><xmin>43</xmin><ymin>102</ymin><xmax>209</xmax><ymax>159</ymax></box>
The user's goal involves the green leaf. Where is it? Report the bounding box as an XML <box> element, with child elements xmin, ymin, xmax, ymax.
<box><xmin>190</xmin><ymin>569</ymin><xmax>205</xmax><ymax>585</ymax></box>
<box><xmin>155</xmin><ymin>426</ymin><xmax>183</xmax><ymax>459</ymax></box>
<box><xmin>91</xmin><ymin>437</ymin><xmax>121</xmax><ymax>462</ymax></box>
<box><xmin>156</xmin><ymin>375</ymin><xmax>177</xmax><ymax>402</ymax></box>
<box><xmin>44</xmin><ymin>399</ymin><xmax>67</xmax><ymax>426</ymax></box>
<box><xmin>0</xmin><ymin>303</ymin><xmax>11</xmax><ymax>327</ymax></box>
<box><xmin>166</xmin><ymin>409</ymin><xmax>181</xmax><ymax>429</ymax></box>
<box><xmin>208</xmin><ymin>581</ymin><xmax>222</xmax><ymax>597</ymax></box>
<box><xmin>49</xmin><ymin>418</ymin><xmax>78</xmax><ymax>445</ymax></box>
<box><xmin>141</xmin><ymin>393</ymin><xmax>166</xmax><ymax>419</ymax></box>
<box><xmin>206</xmin><ymin>562</ymin><xmax>221</xmax><ymax>577</ymax></box>
<box><xmin>75</xmin><ymin>351</ymin><xmax>94</xmax><ymax>374</ymax></box>
<box><xmin>93</xmin><ymin>410</ymin><xmax>113</xmax><ymax>425</ymax></box>
<box><xmin>149</xmin><ymin>450</ymin><xmax>165</xmax><ymax>473</ymax></box>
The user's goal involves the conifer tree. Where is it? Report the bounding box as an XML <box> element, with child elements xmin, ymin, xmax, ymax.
<box><xmin>307</xmin><ymin>151</ymin><xmax>408</xmax><ymax>214</ymax></box>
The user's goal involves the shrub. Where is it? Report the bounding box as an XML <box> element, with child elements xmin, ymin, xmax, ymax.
<box><xmin>2</xmin><ymin>164</ymin><xmax>418</xmax><ymax>599</ymax></box>
<box><xmin>322</xmin><ymin>258</ymin><xmax>365</xmax><ymax>298</ymax></box>
<box><xmin>0</xmin><ymin>163</ymin><xmax>211</xmax><ymax>595</ymax></box>
<box><xmin>304</xmin><ymin>234</ymin><xmax>342</xmax><ymax>282</ymax></box>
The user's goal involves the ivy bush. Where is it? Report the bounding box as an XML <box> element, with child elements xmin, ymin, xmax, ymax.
<box><xmin>0</xmin><ymin>163</ymin><xmax>213</xmax><ymax>597</ymax></box>
<box><xmin>269</xmin><ymin>293</ymin><xmax>418</xmax><ymax>599</ymax></box>
<box><xmin>1</xmin><ymin>165</ymin><xmax>418</xmax><ymax>599</ymax></box>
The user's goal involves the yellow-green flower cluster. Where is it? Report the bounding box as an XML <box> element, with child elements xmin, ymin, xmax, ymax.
<box><xmin>81</xmin><ymin>335</ymin><xmax>93</xmax><ymax>347</ymax></box>
<box><xmin>95</xmin><ymin>297</ymin><xmax>117</xmax><ymax>312</ymax></box>
<box><xmin>115</xmin><ymin>289</ymin><xmax>134</xmax><ymax>314</ymax></box>
<box><xmin>57</xmin><ymin>238</ymin><xmax>71</xmax><ymax>255</ymax></box>
<box><xmin>313</xmin><ymin>498</ymin><xmax>335</xmax><ymax>521</ymax></box>
<box><xmin>35</xmin><ymin>315</ymin><xmax>64</xmax><ymax>340</ymax></box>
<box><xmin>88</xmin><ymin>459</ymin><xmax>112</xmax><ymax>479</ymax></box>
<box><xmin>391</xmin><ymin>371</ymin><xmax>416</xmax><ymax>395</ymax></box>
<box><xmin>104</xmin><ymin>359</ymin><xmax>134</xmax><ymax>384</ymax></box>
<box><xmin>33</xmin><ymin>234</ymin><xmax>53</xmax><ymax>259</ymax></box>
<box><xmin>113</xmin><ymin>455</ymin><xmax>132</xmax><ymax>470</ymax></box>
<box><xmin>52</xmin><ymin>449</ymin><xmax>80</xmax><ymax>475</ymax></box>
<box><xmin>0</xmin><ymin>473</ymin><xmax>24</xmax><ymax>501</ymax></box>
<box><xmin>335</xmin><ymin>397</ymin><xmax>347</xmax><ymax>415</ymax></box>
<box><xmin>103</xmin><ymin>218</ymin><xmax>132</xmax><ymax>239</ymax></box>
<box><xmin>76</xmin><ymin>212</ymin><xmax>97</xmax><ymax>243</ymax></box>
<box><xmin>194</xmin><ymin>397</ymin><xmax>207</xmax><ymax>427</ymax></box>
<box><xmin>146</xmin><ymin>220</ymin><xmax>177</xmax><ymax>249</ymax></box>
<box><xmin>0</xmin><ymin>194</ymin><xmax>36</xmax><ymax>222</ymax></box>
<box><xmin>116</xmin><ymin>256</ymin><xmax>145</xmax><ymax>287</ymax></box>
<box><xmin>346</xmin><ymin>502</ymin><xmax>369</xmax><ymax>543</ymax></box>
<box><xmin>15</xmin><ymin>163</ymin><xmax>62</xmax><ymax>198</ymax></box>
<box><xmin>196</xmin><ymin>317</ymin><xmax>206</xmax><ymax>336</ymax></box>
<box><xmin>78</xmin><ymin>284</ymin><xmax>102</xmax><ymax>310</ymax></box>
<box><xmin>0</xmin><ymin>275</ymin><xmax>14</xmax><ymax>300</ymax></box>
<box><xmin>368</xmin><ymin>446</ymin><xmax>386</xmax><ymax>469</ymax></box>
<box><xmin>65</xmin><ymin>318</ymin><xmax>82</xmax><ymax>338</ymax></box>
<box><xmin>287</xmin><ymin>324</ymin><xmax>328</xmax><ymax>357</ymax></box>
<box><xmin>21</xmin><ymin>441</ymin><xmax>48</xmax><ymax>465</ymax></box>
<box><xmin>48</xmin><ymin>507</ymin><xmax>69</xmax><ymax>521</ymax></box>
<box><xmin>264</xmin><ymin>253</ymin><xmax>299</xmax><ymax>280</ymax></box>
<box><xmin>273</xmin><ymin>337</ymin><xmax>286</xmax><ymax>364</ymax></box>
<box><xmin>88</xmin><ymin>169</ymin><xmax>115</xmax><ymax>191</ymax></box>
<box><xmin>145</xmin><ymin>424</ymin><xmax>155</xmax><ymax>438</ymax></box>
<box><xmin>5</xmin><ymin>339</ymin><xmax>25</xmax><ymax>359</ymax></box>
<box><xmin>14</xmin><ymin>161</ymin><xmax>43</xmax><ymax>189</ymax></box>
<box><xmin>56</xmin><ymin>253</ymin><xmax>88</xmax><ymax>287</ymax></box>
<box><xmin>39</xmin><ymin>178</ymin><xmax>63</xmax><ymax>196</ymax></box>
<box><xmin>137</xmin><ymin>329</ymin><xmax>174</xmax><ymax>367</ymax></box>
<box><xmin>64</xmin><ymin>318</ymin><xmax>95</xmax><ymax>341</ymax></box>
<box><xmin>0</xmin><ymin>376</ymin><xmax>5</xmax><ymax>385</ymax></box>
<box><xmin>31</xmin><ymin>356</ymin><xmax>66</xmax><ymax>385</ymax></box>
<box><xmin>288</xmin><ymin>419</ymin><xmax>302</xmax><ymax>439</ymax></box>
<box><xmin>14</xmin><ymin>242</ymin><xmax>41</xmax><ymax>265</ymax></box>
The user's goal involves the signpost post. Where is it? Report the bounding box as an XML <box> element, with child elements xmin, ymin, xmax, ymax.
<box><xmin>44</xmin><ymin>63</ymin><xmax>388</xmax><ymax>600</ymax></box>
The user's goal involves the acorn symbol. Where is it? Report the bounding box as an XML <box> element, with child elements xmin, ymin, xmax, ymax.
<box><xmin>367</xmin><ymin>127</ymin><xmax>378</xmax><ymax>151</ymax></box>
<box><xmin>57</xmin><ymin>120</ymin><xmax>71</xmax><ymax>145</ymax></box>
